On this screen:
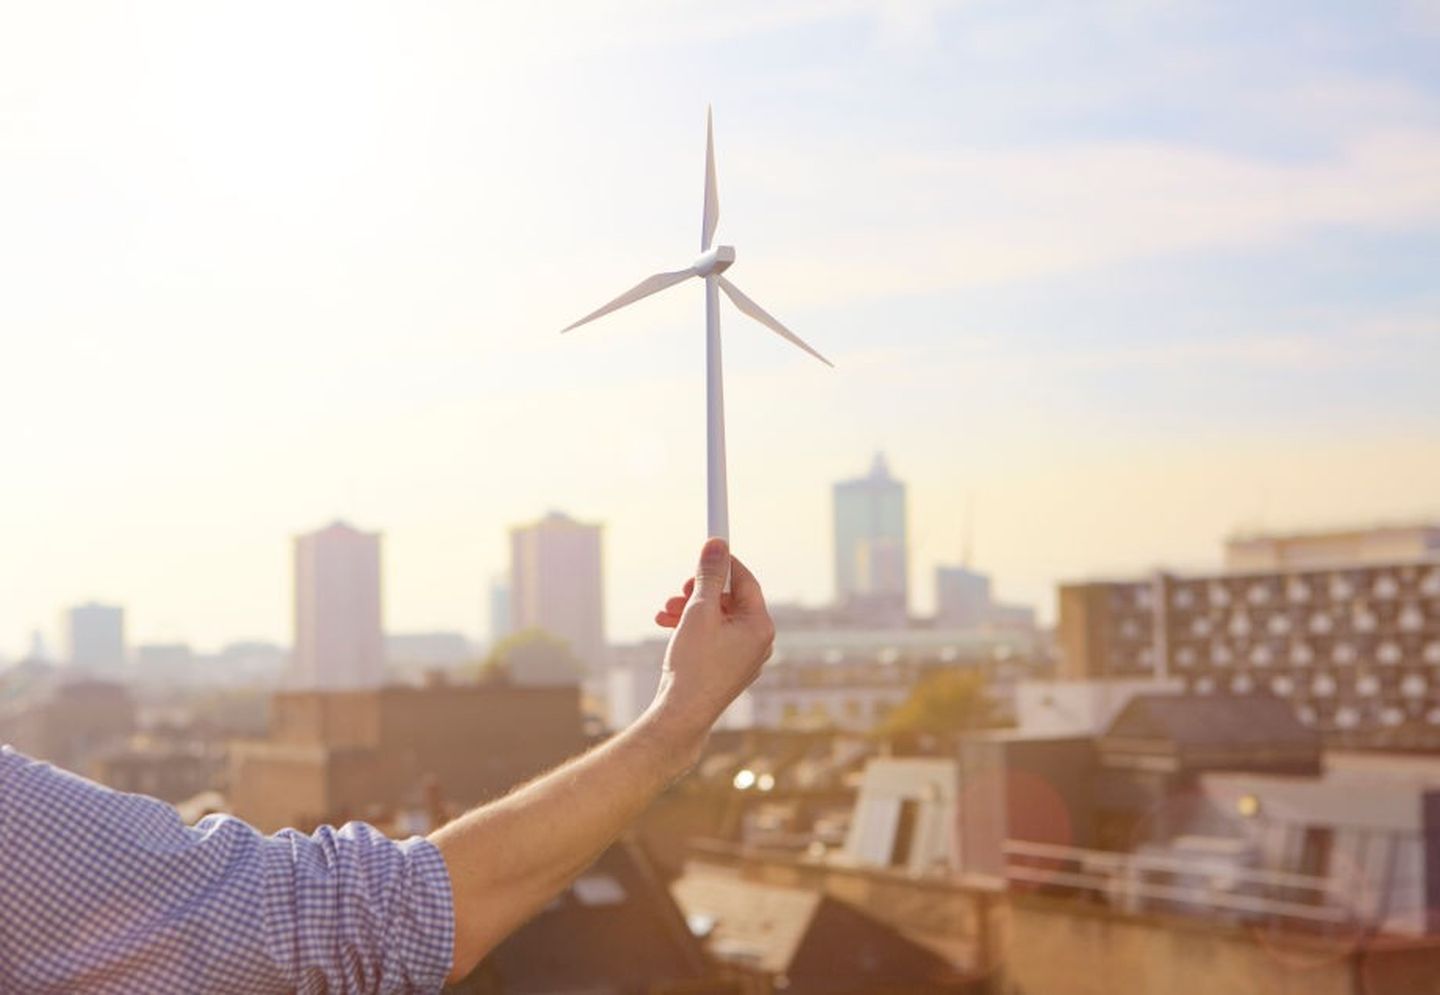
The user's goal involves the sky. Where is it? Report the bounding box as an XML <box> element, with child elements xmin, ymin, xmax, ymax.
<box><xmin>2</xmin><ymin>0</ymin><xmax>1439</xmax><ymax>657</ymax></box>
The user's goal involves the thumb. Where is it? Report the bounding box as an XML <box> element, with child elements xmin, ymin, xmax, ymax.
<box><xmin>693</xmin><ymin>537</ymin><xmax>731</xmax><ymax>603</ymax></box>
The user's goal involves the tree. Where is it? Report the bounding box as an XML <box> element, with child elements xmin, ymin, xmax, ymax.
<box><xmin>875</xmin><ymin>669</ymin><xmax>998</xmax><ymax>740</ymax></box>
<box><xmin>476</xmin><ymin>628</ymin><xmax>581</xmax><ymax>686</ymax></box>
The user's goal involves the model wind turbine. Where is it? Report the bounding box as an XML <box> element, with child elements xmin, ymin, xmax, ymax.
<box><xmin>561</xmin><ymin>109</ymin><xmax>832</xmax><ymax>549</ymax></box>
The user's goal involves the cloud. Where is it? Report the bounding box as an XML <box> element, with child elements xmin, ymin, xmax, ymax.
<box><xmin>734</xmin><ymin>127</ymin><xmax>1440</xmax><ymax>306</ymax></box>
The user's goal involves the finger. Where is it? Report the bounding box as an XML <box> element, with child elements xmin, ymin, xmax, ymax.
<box><xmin>665</xmin><ymin>595</ymin><xmax>688</xmax><ymax>615</ymax></box>
<box><xmin>682</xmin><ymin>577</ymin><xmax>695</xmax><ymax>598</ymax></box>
<box><xmin>655</xmin><ymin>611</ymin><xmax>680</xmax><ymax>628</ymax></box>
<box><xmin>693</xmin><ymin>537</ymin><xmax>730</xmax><ymax>603</ymax></box>
<box><xmin>727</xmin><ymin>554</ymin><xmax>766</xmax><ymax>611</ymax></box>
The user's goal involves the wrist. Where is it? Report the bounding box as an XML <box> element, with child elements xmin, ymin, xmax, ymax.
<box><xmin>632</xmin><ymin>698</ymin><xmax>709</xmax><ymax>778</ymax></box>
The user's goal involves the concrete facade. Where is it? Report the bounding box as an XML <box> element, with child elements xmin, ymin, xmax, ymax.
<box><xmin>1058</xmin><ymin>560</ymin><xmax>1440</xmax><ymax>743</ymax></box>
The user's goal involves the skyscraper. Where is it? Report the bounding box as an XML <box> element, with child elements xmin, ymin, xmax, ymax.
<box><xmin>936</xmin><ymin>566</ymin><xmax>992</xmax><ymax>627</ymax></box>
<box><xmin>292</xmin><ymin>520</ymin><xmax>384</xmax><ymax>689</ymax></box>
<box><xmin>509</xmin><ymin>511</ymin><xmax>605</xmax><ymax>669</ymax></box>
<box><xmin>833</xmin><ymin>453</ymin><xmax>908</xmax><ymax>624</ymax></box>
<box><xmin>65</xmin><ymin>602</ymin><xmax>126</xmax><ymax>674</ymax></box>
<box><xmin>489</xmin><ymin>576</ymin><xmax>512</xmax><ymax>646</ymax></box>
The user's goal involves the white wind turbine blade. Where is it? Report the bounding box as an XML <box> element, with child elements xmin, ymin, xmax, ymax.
<box><xmin>701</xmin><ymin>107</ymin><xmax>719</xmax><ymax>251</ymax></box>
<box><xmin>560</xmin><ymin>268</ymin><xmax>696</xmax><ymax>333</ymax></box>
<box><xmin>717</xmin><ymin>277</ymin><xmax>834</xmax><ymax>367</ymax></box>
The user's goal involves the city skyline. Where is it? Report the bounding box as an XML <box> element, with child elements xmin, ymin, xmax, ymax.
<box><xmin>3</xmin><ymin>1</ymin><xmax>1439</xmax><ymax>655</ymax></box>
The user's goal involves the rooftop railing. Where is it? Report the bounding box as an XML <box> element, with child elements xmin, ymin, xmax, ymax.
<box><xmin>1002</xmin><ymin>839</ymin><xmax>1360</xmax><ymax>929</ymax></box>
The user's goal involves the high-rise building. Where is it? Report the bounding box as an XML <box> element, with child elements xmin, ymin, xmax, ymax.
<box><xmin>292</xmin><ymin>520</ymin><xmax>384</xmax><ymax>689</ymax></box>
<box><xmin>936</xmin><ymin>566</ymin><xmax>992</xmax><ymax>627</ymax></box>
<box><xmin>509</xmin><ymin>511</ymin><xmax>605</xmax><ymax>669</ymax></box>
<box><xmin>489</xmin><ymin>576</ymin><xmax>512</xmax><ymax>645</ymax></box>
<box><xmin>65</xmin><ymin>602</ymin><xmax>126</xmax><ymax>674</ymax></box>
<box><xmin>26</xmin><ymin>629</ymin><xmax>51</xmax><ymax>664</ymax></box>
<box><xmin>833</xmin><ymin>453</ymin><xmax>908</xmax><ymax>624</ymax></box>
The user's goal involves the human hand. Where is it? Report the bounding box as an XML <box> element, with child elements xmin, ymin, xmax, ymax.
<box><xmin>645</xmin><ymin>538</ymin><xmax>775</xmax><ymax>755</ymax></box>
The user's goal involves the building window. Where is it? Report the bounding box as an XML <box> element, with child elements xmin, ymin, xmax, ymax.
<box><xmin>1298</xmin><ymin>826</ymin><xmax>1333</xmax><ymax>878</ymax></box>
<box><xmin>889</xmin><ymin>799</ymin><xmax>920</xmax><ymax>868</ymax></box>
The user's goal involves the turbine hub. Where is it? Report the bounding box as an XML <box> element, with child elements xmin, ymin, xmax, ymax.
<box><xmin>693</xmin><ymin>244</ymin><xmax>735</xmax><ymax>277</ymax></box>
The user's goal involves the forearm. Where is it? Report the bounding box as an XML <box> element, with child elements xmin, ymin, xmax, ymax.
<box><xmin>430</xmin><ymin>702</ymin><xmax>701</xmax><ymax>983</ymax></box>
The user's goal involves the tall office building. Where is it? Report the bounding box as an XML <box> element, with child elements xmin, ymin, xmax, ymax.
<box><xmin>489</xmin><ymin>577</ymin><xmax>513</xmax><ymax>645</ymax></box>
<box><xmin>833</xmin><ymin>453</ymin><xmax>908</xmax><ymax>624</ymax></box>
<box><xmin>65</xmin><ymin>602</ymin><xmax>126</xmax><ymax>674</ymax></box>
<box><xmin>509</xmin><ymin>511</ymin><xmax>605</xmax><ymax>669</ymax></box>
<box><xmin>936</xmin><ymin>566</ymin><xmax>992</xmax><ymax>627</ymax></box>
<box><xmin>293</xmin><ymin>520</ymin><xmax>384</xmax><ymax>690</ymax></box>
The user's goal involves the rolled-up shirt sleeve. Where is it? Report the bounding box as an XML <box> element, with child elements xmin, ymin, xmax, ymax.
<box><xmin>0</xmin><ymin>746</ymin><xmax>454</xmax><ymax>993</ymax></box>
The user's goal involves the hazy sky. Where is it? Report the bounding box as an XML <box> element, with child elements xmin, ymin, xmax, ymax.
<box><xmin>3</xmin><ymin>0</ymin><xmax>1439</xmax><ymax>656</ymax></box>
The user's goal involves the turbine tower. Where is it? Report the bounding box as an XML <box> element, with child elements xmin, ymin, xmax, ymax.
<box><xmin>562</xmin><ymin>109</ymin><xmax>831</xmax><ymax>549</ymax></box>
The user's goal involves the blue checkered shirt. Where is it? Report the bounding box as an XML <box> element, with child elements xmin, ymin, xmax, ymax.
<box><xmin>0</xmin><ymin>746</ymin><xmax>454</xmax><ymax>993</ymax></box>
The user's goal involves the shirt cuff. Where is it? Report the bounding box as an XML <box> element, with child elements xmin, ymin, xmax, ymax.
<box><xmin>394</xmin><ymin>836</ymin><xmax>456</xmax><ymax>992</ymax></box>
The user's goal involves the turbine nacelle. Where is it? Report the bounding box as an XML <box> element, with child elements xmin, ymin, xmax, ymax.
<box><xmin>692</xmin><ymin>245</ymin><xmax>735</xmax><ymax>277</ymax></box>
